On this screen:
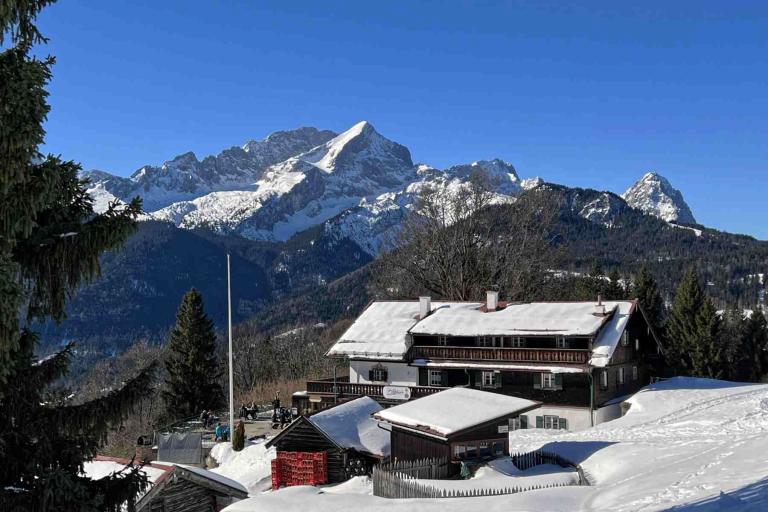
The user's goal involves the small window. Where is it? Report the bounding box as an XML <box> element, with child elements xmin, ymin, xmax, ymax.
<box><xmin>438</xmin><ymin>335</ymin><xmax>448</xmax><ymax>346</ymax></box>
<box><xmin>635</xmin><ymin>337</ymin><xmax>640</xmax><ymax>351</ymax></box>
<box><xmin>482</xmin><ymin>371</ymin><xmax>501</xmax><ymax>388</ymax></box>
<box><xmin>541</xmin><ymin>373</ymin><xmax>556</xmax><ymax>389</ymax></box>
<box><xmin>453</xmin><ymin>444</ymin><xmax>466</xmax><ymax>459</ymax></box>
<box><xmin>543</xmin><ymin>415</ymin><xmax>559</xmax><ymax>429</ymax></box>
<box><xmin>600</xmin><ymin>370</ymin><xmax>608</xmax><ymax>389</ymax></box>
<box><xmin>428</xmin><ymin>370</ymin><xmax>443</xmax><ymax>387</ymax></box>
<box><xmin>632</xmin><ymin>366</ymin><xmax>638</xmax><ymax>381</ymax></box>
<box><xmin>477</xmin><ymin>336</ymin><xmax>489</xmax><ymax>347</ymax></box>
<box><xmin>555</xmin><ymin>336</ymin><xmax>567</xmax><ymax>349</ymax></box>
<box><xmin>621</xmin><ymin>331</ymin><xmax>629</xmax><ymax>346</ymax></box>
<box><xmin>618</xmin><ymin>367</ymin><xmax>625</xmax><ymax>385</ymax></box>
<box><xmin>510</xmin><ymin>336</ymin><xmax>525</xmax><ymax>348</ymax></box>
<box><xmin>510</xmin><ymin>415</ymin><xmax>528</xmax><ymax>430</ymax></box>
<box><xmin>492</xmin><ymin>336</ymin><xmax>504</xmax><ymax>347</ymax></box>
<box><xmin>369</xmin><ymin>364</ymin><xmax>388</xmax><ymax>383</ymax></box>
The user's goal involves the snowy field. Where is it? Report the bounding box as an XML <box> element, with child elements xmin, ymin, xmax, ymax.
<box><xmin>221</xmin><ymin>377</ymin><xmax>768</xmax><ymax>511</ymax></box>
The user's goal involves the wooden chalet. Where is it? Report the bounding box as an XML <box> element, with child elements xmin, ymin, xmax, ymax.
<box><xmin>374</xmin><ymin>388</ymin><xmax>539</xmax><ymax>464</ymax></box>
<box><xmin>84</xmin><ymin>456</ymin><xmax>248</xmax><ymax>512</ymax></box>
<box><xmin>266</xmin><ymin>396</ymin><xmax>390</xmax><ymax>483</ymax></box>
<box><xmin>295</xmin><ymin>293</ymin><xmax>664</xmax><ymax>432</ymax></box>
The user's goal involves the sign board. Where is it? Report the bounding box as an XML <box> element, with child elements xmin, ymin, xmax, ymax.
<box><xmin>383</xmin><ymin>386</ymin><xmax>412</xmax><ymax>401</ymax></box>
<box><xmin>497</xmin><ymin>425</ymin><xmax>509</xmax><ymax>434</ymax></box>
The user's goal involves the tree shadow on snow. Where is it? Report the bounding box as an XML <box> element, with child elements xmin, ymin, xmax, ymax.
<box><xmin>663</xmin><ymin>477</ymin><xmax>768</xmax><ymax>512</ymax></box>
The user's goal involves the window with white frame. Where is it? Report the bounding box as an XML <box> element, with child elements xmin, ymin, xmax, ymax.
<box><xmin>618</xmin><ymin>367</ymin><xmax>626</xmax><ymax>384</ymax></box>
<box><xmin>438</xmin><ymin>335</ymin><xmax>448</xmax><ymax>346</ymax></box>
<box><xmin>600</xmin><ymin>370</ymin><xmax>608</xmax><ymax>389</ymax></box>
<box><xmin>543</xmin><ymin>415</ymin><xmax>559</xmax><ymax>429</ymax></box>
<box><xmin>369</xmin><ymin>364</ymin><xmax>388</xmax><ymax>382</ymax></box>
<box><xmin>492</xmin><ymin>336</ymin><xmax>504</xmax><ymax>347</ymax></box>
<box><xmin>632</xmin><ymin>366</ymin><xmax>638</xmax><ymax>380</ymax></box>
<box><xmin>555</xmin><ymin>336</ymin><xmax>567</xmax><ymax>349</ymax></box>
<box><xmin>621</xmin><ymin>331</ymin><xmax>629</xmax><ymax>346</ymax></box>
<box><xmin>482</xmin><ymin>371</ymin><xmax>501</xmax><ymax>388</ymax></box>
<box><xmin>428</xmin><ymin>370</ymin><xmax>444</xmax><ymax>387</ymax></box>
<box><xmin>541</xmin><ymin>373</ymin><xmax>556</xmax><ymax>389</ymax></box>
<box><xmin>477</xmin><ymin>336</ymin><xmax>491</xmax><ymax>347</ymax></box>
<box><xmin>509</xmin><ymin>336</ymin><xmax>525</xmax><ymax>348</ymax></box>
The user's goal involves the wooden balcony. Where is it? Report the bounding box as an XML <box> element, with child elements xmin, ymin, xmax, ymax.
<box><xmin>408</xmin><ymin>346</ymin><xmax>590</xmax><ymax>364</ymax></box>
<box><xmin>305</xmin><ymin>380</ymin><xmax>445</xmax><ymax>399</ymax></box>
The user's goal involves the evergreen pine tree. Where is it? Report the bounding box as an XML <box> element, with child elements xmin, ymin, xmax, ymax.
<box><xmin>631</xmin><ymin>266</ymin><xmax>665</xmax><ymax>330</ymax></box>
<box><xmin>605</xmin><ymin>268</ymin><xmax>624</xmax><ymax>300</ymax></box>
<box><xmin>720</xmin><ymin>306</ymin><xmax>748</xmax><ymax>381</ymax></box>
<box><xmin>0</xmin><ymin>3</ymin><xmax>153</xmax><ymax>510</ymax></box>
<box><xmin>743</xmin><ymin>309</ymin><xmax>768</xmax><ymax>382</ymax></box>
<box><xmin>665</xmin><ymin>268</ymin><xmax>724</xmax><ymax>378</ymax></box>
<box><xmin>163</xmin><ymin>289</ymin><xmax>224</xmax><ymax>419</ymax></box>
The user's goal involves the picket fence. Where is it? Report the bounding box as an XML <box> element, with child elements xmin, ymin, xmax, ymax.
<box><xmin>372</xmin><ymin>451</ymin><xmax>588</xmax><ymax>499</ymax></box>
<box><xmin>511</xmin><ymin>449</ymin><xmax>589</xmax><ymax>486</ymax></box>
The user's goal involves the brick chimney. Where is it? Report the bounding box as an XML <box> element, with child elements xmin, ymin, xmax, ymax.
<box><xmin>486</xmin><ymin>291</ymin><xmax>499</xmax><ymax>312</ymax></box>
<box><xmin>419</xmin><ymin>296</ymin><xmax>432</xmax><ymax>319</ymax></box>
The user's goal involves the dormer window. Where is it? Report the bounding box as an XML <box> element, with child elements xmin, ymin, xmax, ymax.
<box><xmin>369</xmin><ymin>364</ymin><xmax>388</xmax><ymax>383</ymax></box>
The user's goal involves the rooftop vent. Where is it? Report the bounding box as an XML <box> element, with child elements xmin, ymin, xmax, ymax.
<box><xmin>594</xmin><ymin>294</ymin><xmax>607</xmax><ymax>316</ymax></box>
<box><xmin>419</xmin><ymin>296</ymin><xmax>432</xmax><ymax>319</ymax></box>
<box><xmin>486</xmin><ymin>291</ymin><xmax>499</xmax><ymax>312</ymax></box>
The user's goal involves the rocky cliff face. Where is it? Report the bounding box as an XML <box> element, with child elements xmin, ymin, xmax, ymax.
<box><xmin>622</xmin><ymin>172</ymin><xmax>697</xmax><ymax>224</ymax></box>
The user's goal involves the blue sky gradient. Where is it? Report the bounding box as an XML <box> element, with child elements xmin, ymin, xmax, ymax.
<box><xmin>34</xmin><ymin>1</ymin><xmax>767</xmax><ymax>238</ymax></box>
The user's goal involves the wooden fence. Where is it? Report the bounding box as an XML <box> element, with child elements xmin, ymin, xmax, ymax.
<box><xmin>372</xmin><ymin>453</ymin><xmax>588</xmax><ymax>499</ymax></box>
<box><xmin>511</xmin><ymin>449</ymin><xmax>589</xmax><ymax>486</ymax></box>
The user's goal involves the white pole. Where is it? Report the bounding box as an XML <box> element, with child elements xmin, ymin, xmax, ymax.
<box><xmin>227</xmin><ymin>253</ymin><xmax>234</xmax><ymax>437</ymax></box>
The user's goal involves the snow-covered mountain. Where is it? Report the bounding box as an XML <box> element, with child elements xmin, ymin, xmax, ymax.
<box><xmin>621</xmin><ymin>172</ymin><xmax>697</xmax><ymax>224</ymax></box>
<box><xmin>83</xmin><ymin>126</ymin><xmax>337</xmax><ymax>212</ymax></box>
<box><xmin>85</xmin><ymin>121</ymin><xmax>698</xmax><ymax>253</ymax></box>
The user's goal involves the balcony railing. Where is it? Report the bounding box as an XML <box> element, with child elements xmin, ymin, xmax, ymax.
<box><xmin>305</xmin><ymin>380</ymin><xmax>445</xmax><ymax>399</ymax></box>
<box><xmin>409</xmin><ymin>346</ymin><xmax>590</xmax><ymax>364</ymax></box>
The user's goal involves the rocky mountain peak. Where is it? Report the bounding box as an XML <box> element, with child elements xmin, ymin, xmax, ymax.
<box><xmin>622</xmin><ymin>172</ymin><xmax>696</xmax><ymax>224</ymax></box>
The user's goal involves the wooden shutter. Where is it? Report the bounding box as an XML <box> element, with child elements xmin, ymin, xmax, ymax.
<box><xmin>536</xmin><ymin>416</ymin><xmax>543</xmax><ymax>428</ymax></box>
<box><xmin>558</xmin><ymin>417</ymin><xmax>568</xmax><ymax>430</ymax></box>
<box><xmin>533</xmin><ymin>373</ymin><xmax>542</xmax><ymax>389</ymax></box>
<box><xmin>368</xmin><ymin>369</ymin><xmax>375</xmax><ymax>381</ymax></box>
<box><xmin>520</xmin><ymin>415</ymin><xmax>528</xmax><ymax>429</ymax></box>
<box><xmin>554</xmin><ymin>373</ymin><xmax>563</xmax><ymax>391</ymax></box>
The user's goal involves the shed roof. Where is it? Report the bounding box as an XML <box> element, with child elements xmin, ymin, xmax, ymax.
<box><xmin>374</xmin><ymin>388</ymin><xmax>539</xmax><ymax>439</ymax></box>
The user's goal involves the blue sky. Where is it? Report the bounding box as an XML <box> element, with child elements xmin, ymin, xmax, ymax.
<box><xmin>34</xmin><ymin>1</ymin><xmax>767</xmax><ymax>238</ymax></box>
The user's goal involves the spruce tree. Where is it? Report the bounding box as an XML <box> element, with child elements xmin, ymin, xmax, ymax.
<box><xmin>665</xmin><ymin>268</ymin><xmax>724</xmax><ymax>378</ymax></box>
<box><xmin>720</xmin><ymin>306</ymin><xmax>748</xmax><ymax>381</ymax></box>
<box><xmin>0</xmin><ymin>2</ymin><xmax>153</xmax><ymax>510</ymax></box>
<box><xmin>632</xmin><ymin>266</ymin><xmax>665</xmax><ymax>330</ymax></box>
<box><xmin>163</xmin><ymin>289</ymin><xmax>224</xmax><ymax>420</ymax></box>
<box><xmin>743</xmin><ymin>309</ymin><xmax>768</xmax><ymax>382</ymax></box>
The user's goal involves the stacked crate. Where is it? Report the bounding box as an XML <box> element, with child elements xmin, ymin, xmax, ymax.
<box><xmin>271</xmin><ymin>451</ymin><xmax>328</xmax><ymax>489</ymax></box>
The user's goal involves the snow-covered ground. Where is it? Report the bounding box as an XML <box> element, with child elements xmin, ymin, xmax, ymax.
<box><xmin>210</xmin><ymin>440</ymin><xmax>276</xmax><ymax>495</ymax></box>
<box><xmin>223</xmin><ymin>377</ymin><xmax>768</xmax><ymax>511</ymax></box>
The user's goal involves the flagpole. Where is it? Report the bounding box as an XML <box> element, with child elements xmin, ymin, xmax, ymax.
<box><xmin>227</xmin><ymin>253</ymin><xmax>234</xmax><ymax>437</ymax></box>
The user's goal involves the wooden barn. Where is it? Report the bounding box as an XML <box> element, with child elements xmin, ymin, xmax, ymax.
<box><xmin>266</xmin><ymin>396</ymin><xmax>390</xmax><ymax>483</ymax></box>
<box><xmin>84</xmin><ymin>456</ymin><xmax>248</xmax><ymax>512</ymax></box>
<box><xmin>374</xmin><ymin>387</ymin><xmax>539</xmax><ymax>463</ymax></box>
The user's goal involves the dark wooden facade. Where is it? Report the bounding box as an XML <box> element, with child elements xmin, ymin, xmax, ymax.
<box><xmin>389</xmin><ymin>405</ymin><xmax>538</xmax><ymax>466</ymax></box>
<box><xmin>265</xmin><ymin>417</ymin><xmax>348</xmax><ymax>483</ymax></box>
<box><xmin>133</xmin><ymin>464</ymin><xmax>248</xmax><ymax>512</ymax></box>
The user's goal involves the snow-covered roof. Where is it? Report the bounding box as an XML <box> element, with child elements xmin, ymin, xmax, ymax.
<box><xmin>589</xmin><ymin>301</ymin><xmax>636</xmax><ymax>367</ymax></box>
<box><xmin>410</xmin><ymin>301</ymin><xmax>627</xmax><ymax>337</ymax></box>
<box><xmin>309</xmin><ymin>396</ymin><xmax>390</xmax><ymax>457</ymax></box>
<box><xmin>374</xmin><ymin>388</ymin><xmax>539</xmax><ymax>438</ymax></box>
<box><xmin>329</xmin><ymin>299</ymin><xmax>638</xmax><ymax>364</ymax></box>
<box><xmin>327</xmin><ymin>301</ymin><xmax>449</xmax><ymax>361</ymax></box>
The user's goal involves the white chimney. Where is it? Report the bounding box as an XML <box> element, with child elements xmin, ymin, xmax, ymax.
<box><xmin>419</xmin><ymin>296</ymin><xmax>432</xmax><ymax>319</ymax></box>
<box><xmin>486</xmin><ymin>291</ymin><xmax>499</xmax><ymax>312</ymax></box>
<box><xmin>594</xmin><ymin>294</ymin><xmax>606</xmax><ymax>316</ymax></box>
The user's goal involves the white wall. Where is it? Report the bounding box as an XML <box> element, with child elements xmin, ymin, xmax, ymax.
<box><xmin>517</xmin><ymin>402</ymin><xmax>626</xmax><ymax>433</ymax></box>
<box><xmin>349</xmin><ymin>360</ymin><xmax>419</xmax><ymax>386</ymax></box>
